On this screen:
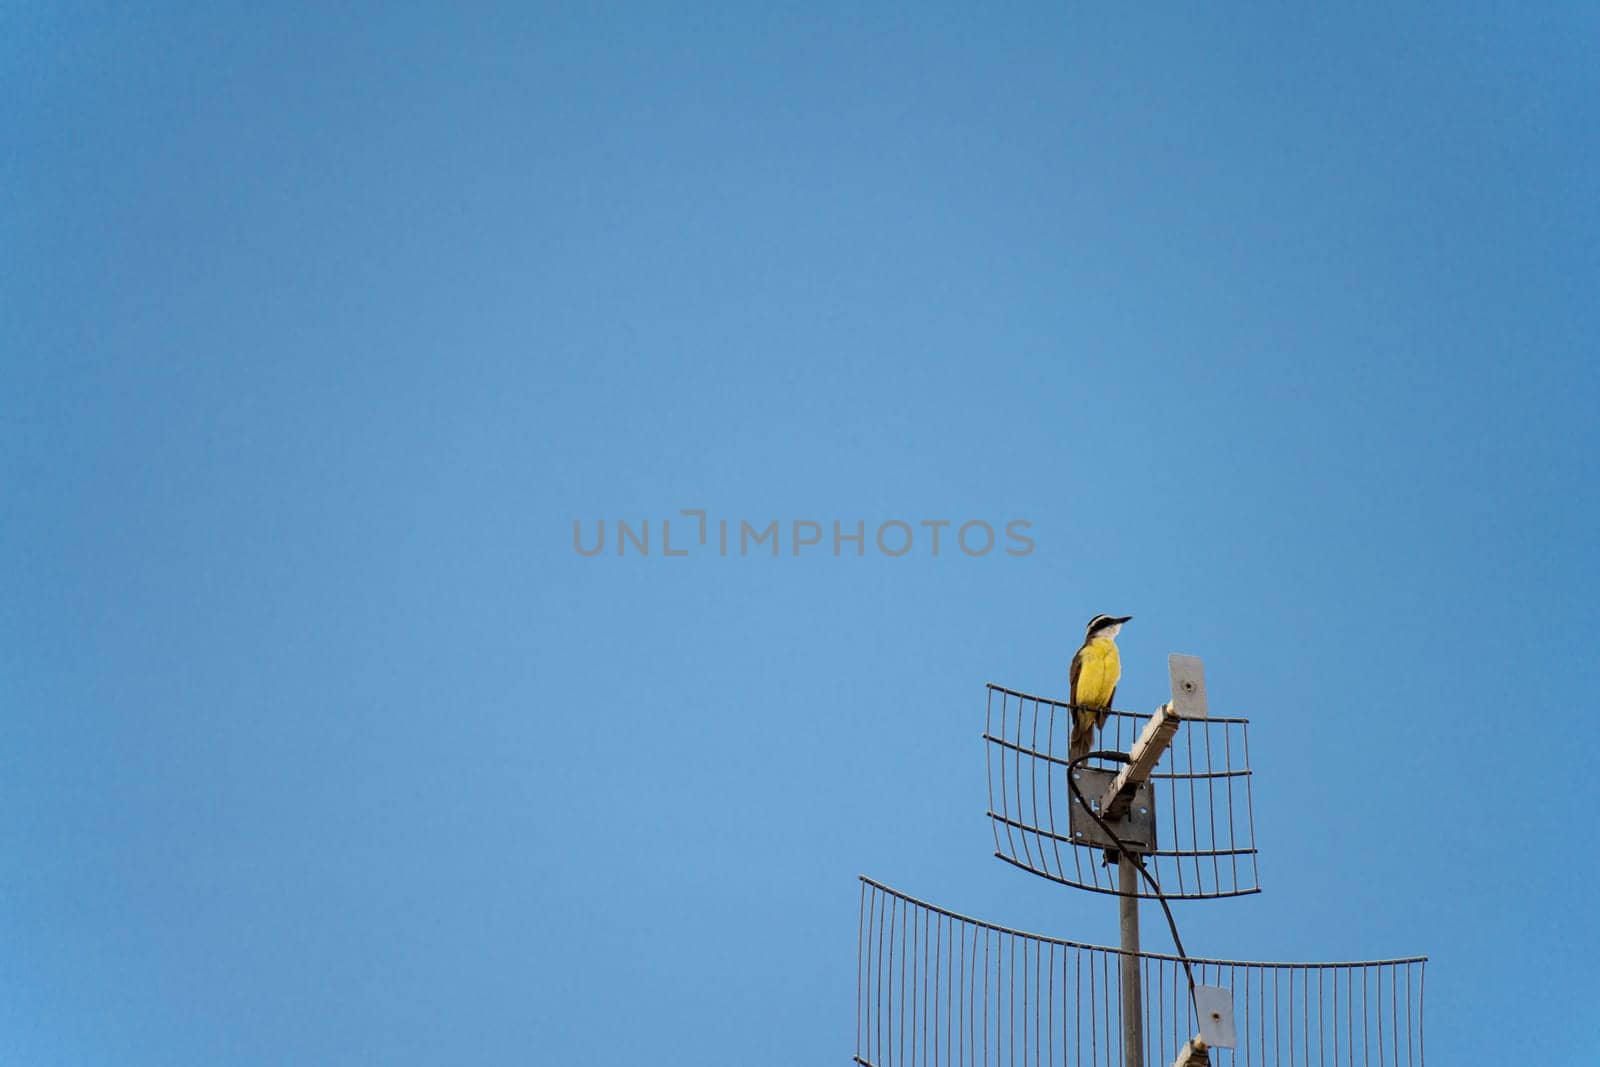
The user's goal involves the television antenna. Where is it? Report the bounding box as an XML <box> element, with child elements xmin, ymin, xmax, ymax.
<box><xmin>856</xmin><ymin>652</ymin><xmax>1428</xmax><ymax>1065</ymax></box>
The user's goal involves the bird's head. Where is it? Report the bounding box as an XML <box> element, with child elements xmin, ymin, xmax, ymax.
<box><xmin>1084</xmin><ymin>614</ymin><xmax>1132</xmax><ymax>641</ymax></box>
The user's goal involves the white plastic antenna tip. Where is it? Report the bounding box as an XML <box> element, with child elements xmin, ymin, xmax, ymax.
<box><xmin>1168</xmin><ymin>654</ymin><xmax>1208</xmax><ymax>719</ymax></box>
<box><xmin>1194</xmin><ymin>985</ymin><xmax>1236</xmax><ymax>1049</ymax></box>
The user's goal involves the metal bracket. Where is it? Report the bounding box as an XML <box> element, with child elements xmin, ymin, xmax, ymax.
<box><xmin>1068</xmin><ymin>766</ymin><xmax>1158</xmax><ymax>853</ymax></box>
<box><xmin>1171</xmin><ymin>1037</ymin><xmax>1210</xmax><ymax>1067</ymax></box>
<box><xmin>1100</xmin><ymin>702</ymin><xmax>1182</xmax><ymax>819</ymax></box>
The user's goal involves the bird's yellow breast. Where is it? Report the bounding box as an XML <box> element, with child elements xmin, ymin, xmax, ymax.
<box><xmin>1074</xmin><ymin>638</ymin><xmax>1121</xmax><ymax>708</ymax></box>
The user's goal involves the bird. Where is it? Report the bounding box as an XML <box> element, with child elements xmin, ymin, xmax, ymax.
<box><xmin>1068</xmin><ymin>614</ymin><xmax>1132</xmax><ymax>762</ymax></box>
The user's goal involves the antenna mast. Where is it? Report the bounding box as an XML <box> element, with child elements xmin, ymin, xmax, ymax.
<box><xmin>855</xmin><ymin>646</ymin><xmax>1429</xmax><ymax>1065</ymax></box>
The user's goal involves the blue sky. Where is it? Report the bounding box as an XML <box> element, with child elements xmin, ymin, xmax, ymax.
<box><xmin>5</xmin><ymin>4</ymin><xmax>1597</xmax><ymax>1064</ymax></box>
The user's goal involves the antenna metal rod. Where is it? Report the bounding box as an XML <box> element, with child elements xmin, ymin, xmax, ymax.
<box><xmin>1119</xmin><ymin>855</ymin><xmax>1143</xmax><ymax>1067</ymax></box>
<box><xmin>1101</xmin><ymin>701</ymin><xmax>1182</xmax><ymax>818</ymax></box>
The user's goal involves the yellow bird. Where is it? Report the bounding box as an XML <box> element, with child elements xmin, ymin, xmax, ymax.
<box><xmin>1068</xmin><ymin>614</ymin><xmax>1132</xmax><ymax>761</ymax></box>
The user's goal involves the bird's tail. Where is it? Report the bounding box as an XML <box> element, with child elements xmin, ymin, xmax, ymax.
<box><xmin>1068</xmin><ymin>711</ymin><xmax>1095</xmax><ymax>763</ymax></box>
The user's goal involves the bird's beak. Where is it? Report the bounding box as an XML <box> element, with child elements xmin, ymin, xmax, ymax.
<box><xmin>1114</xmin><ymin>615</ymin><xmax>1133</xmax><ymax>624</ymax></box>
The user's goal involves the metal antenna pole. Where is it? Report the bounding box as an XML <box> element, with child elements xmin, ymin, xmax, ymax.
<box><xmin>1119</xmin><ymin>853</ymin><xmax>1143</xmax><ymax>1067</ymax></box>
<box><xmin>1099</xmin><ymin>656</ymin><xmax>1209</xmax><ymax>1067</ymax></box>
